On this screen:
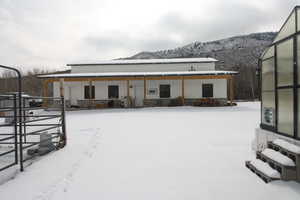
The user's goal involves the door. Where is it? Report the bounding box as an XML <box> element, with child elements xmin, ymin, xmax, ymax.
<box><xmin>69</xmin><ymin>87</ymin><xmax>77</xmax><ymax>105</ymax></box>
<box><xmin>131</xmin><ymin>80</ymin><xmax>144</xmax><ymax>107</ymax></box>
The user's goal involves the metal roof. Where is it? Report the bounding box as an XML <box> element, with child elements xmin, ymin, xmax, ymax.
<box><xmin>67</xmin><ymin>57</ymin><xmax>218</xmax><ymax>66</ymax></box>
<box><xmin>39</xmin><ymin>70</ymin><xmax>238</xmax><ymax>79</ymax></box>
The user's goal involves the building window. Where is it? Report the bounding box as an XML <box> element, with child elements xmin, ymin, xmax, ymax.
<box><xmin>108</xmin><ymin>85</ymin><xmax>119</xmax><ymax>99</ymax></box>
<box><xmin>159</xmin><ymin>85</ymin><xmax>170</xmax><ymax>98</ymax></box>
<box><xmin>202</xmin><ymin>84</ymin><xmax>213</xmax><ymax>98</ymax></box>
<box><xmin>84</xmin><ymin>86</ymin><xmax>95</xmax><ymax>99</ymax></box>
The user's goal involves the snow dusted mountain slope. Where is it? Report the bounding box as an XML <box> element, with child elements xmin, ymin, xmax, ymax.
<box><xmin>126</xmin><ymin>32</ymin><xmax>276</xmax><ymax>70</ymax></box>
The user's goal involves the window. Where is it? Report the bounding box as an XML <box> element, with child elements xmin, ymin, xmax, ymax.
<box><xmin>84</xmin><ymin>85</ymin><xmax>95</xmax><ymax>99</ymax></box>
<box><xmin>202</xmin><ymin>84</ymin><xmax>213</xmax><ymax>98</ymax></box>
<box><xmin>159</xmin><ymin>85</ymin><xmax>170</xmax><ymax>98</ymax></box>
<box><xmin>108</xmin><ymin>85</ymin><xmax>119</xmax><ymax>99</ymax></box>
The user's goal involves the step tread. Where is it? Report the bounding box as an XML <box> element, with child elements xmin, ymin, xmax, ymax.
<box><xmin>248</xmin><ymin>159</ymin><xmax>281</xmax><ymax>179</ymax></box>
<box><xmin>272</xmin><ymin>139</ymin><xmax>300</xmax><ymax>154</ymax></box>
<box><xmin>262</xmin><ymin>148</ymin><xmax>296</xmax><ymax>167</ymax></box>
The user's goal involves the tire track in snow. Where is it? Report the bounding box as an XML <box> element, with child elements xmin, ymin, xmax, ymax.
<box><xmin>32</xmin><ymin>128</ymin><xmax>102</xmax><ymax>200</ymax></box>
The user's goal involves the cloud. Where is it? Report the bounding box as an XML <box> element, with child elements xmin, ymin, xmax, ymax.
<box><xmin>0</xmin><ymin>0</ymin><xmax>298</xmax><ymax>71</ymax></box>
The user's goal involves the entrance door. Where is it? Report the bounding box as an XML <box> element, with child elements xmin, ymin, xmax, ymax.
<box><xmin>69</xmin><ymin>87</ymin><xmax>77</xmax><ymax>105</ymax></box>
<box><xmin>132</xmin><ymin>80</ymin><xmax>144</xmax><ymax>107</ymax></box>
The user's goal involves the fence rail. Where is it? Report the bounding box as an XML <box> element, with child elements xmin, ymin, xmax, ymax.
<box><xmin>0</xmin><ymin>94</ymin><xmax>18</xmax><ymax>172</ymax></box>
<box><xmin>0</xmin><ymin>94</ymin><xmax>66</xmax><ymax>173</ymax></box>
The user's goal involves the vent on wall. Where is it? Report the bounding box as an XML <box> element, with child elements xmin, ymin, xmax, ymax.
<box><xmin>263</xmin><ymin>107</ymin><xmax>275</xmax><ymax>126</ymax></box>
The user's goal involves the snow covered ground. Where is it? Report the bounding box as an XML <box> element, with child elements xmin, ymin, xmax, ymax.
<box><xmin>0</xmin><ymin>102</ymin><xmax>299</xmax><ymax>200</ymax></box>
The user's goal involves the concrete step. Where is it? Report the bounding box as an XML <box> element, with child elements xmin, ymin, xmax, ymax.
<box><xmin>257</xmin><ymin>149</ymin><xmax>297</xmax><ymax>181</ymax></box>
<box><xmin>245</xmin><ymin>160</ymin><xmax>280</xmax><ymax>183</ymax></box>
<box><xmin>268</xmin><ymin>139</ymin><xmax>300</xmax><ymax>164</ymax></box>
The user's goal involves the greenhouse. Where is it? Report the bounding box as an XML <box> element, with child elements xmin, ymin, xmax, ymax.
<box><xmin>261</xmin><ymin>6</ymin><xmax>300</xmax><ymax>140</ymax></box>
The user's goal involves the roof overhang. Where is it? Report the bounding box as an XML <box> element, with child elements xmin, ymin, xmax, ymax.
<box><xmin>67</xmin><ymin>58</ymin><xmax>218</xmax><ymax>66</ymax></box>
<box><xmin>39</xmin><ymin>71</ymin><xmax>238</xmax><ymax>79</ymax></box>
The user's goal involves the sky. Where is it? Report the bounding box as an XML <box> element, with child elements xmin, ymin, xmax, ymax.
<box><xmin>0</xmin><ymin>0</ymin><xmax>299</xmax><ymax>72</ymax></box>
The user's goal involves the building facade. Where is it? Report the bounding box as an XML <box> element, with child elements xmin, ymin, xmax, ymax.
<box><xmin>40</xmin><ymin>58</ymin><xmax>237</xmax><ymax>108</ymax></box>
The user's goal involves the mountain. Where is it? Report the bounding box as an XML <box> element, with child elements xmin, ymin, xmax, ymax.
<box><xmin>125</xmin><ymin>32</ymin><xmax>277</xmax><ymax>100</ymax></box>
<box><xmin>126</xmin><ymin>32</ymin><xmax>276</xmax><ymax>70</ymax></box>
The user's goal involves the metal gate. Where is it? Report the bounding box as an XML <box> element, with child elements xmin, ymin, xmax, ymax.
<box><xmin>0</xmin><ymin>94</ymin><xmax>67</xmax><ymax>172</ymax></box>
<box><xmin>0</xmin><ymin>64</ymin><xmax>67</xmax><ymax>176</ymax></box>
<box><xmin>0</xmin><ymin>94</ymin><xmax>18</xmax><ymax>172</ymax></box>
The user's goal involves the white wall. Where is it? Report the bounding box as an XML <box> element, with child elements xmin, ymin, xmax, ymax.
<box><xmin>185</xmin><ymin>79</ymin><xmax>227</xmax><ymax>98</ymax></box>
<box><xmin>71</xmin><ymin>62</ymin><xmax>215</xmax><ymax>73</ymax></box>
<box><xmin>54</xmin><ymin>81</ymin><xmax>127</xmax><ymax>101</ymax></box>
<box><xmin>146</xmin><ymin>79</ymin><xmax>181</xmax><ymax>99</ymax></box>
<box><xmin>53</xmin><ymin>78</ymin><xmax>227</xmax><ymax>102</ymax></box>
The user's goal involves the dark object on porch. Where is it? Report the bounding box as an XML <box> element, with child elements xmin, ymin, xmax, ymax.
<box><xmin>169</xmin><ymin>97</ymin><xmax>184</xmax><ymax>107</ymax></box>
<box><xmin>193</xmin><ymin>98</ymin><xmax>221</xmax><ymax>107</ymax></box>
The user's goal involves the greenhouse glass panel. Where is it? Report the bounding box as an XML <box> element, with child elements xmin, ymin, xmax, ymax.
<box><xmin>298</xmin><ymin>8</ymin><xmax>300</xmax><ymax>31</ymax></box>
<box><xmin>298</xmin><ymin>89</ymin><xmax>300</xmax><ymax>138</ymax></box>
<box><xmin>277</xmin><ymin>39</ymin><xmax>294</xmax><ymax>87</ymax></box>
<box><xmin>262</xmin><ymin>58</ymin><xmax>275</xmax><ymax>91</ymax></box>
<box><xmin>273</xmin><ymin>11</ymin><xmax>296</xmax><ymax>43</ymax></box>
<box><xmin>298</xmin><ymin>35</ymin><xmax>300</xmax><ymax>84</ymax></box>
<box><xmin>262</xmin><ymin>46</ymin><xmax>274</xmax><ymax>60</ymax></box>
<box><xmin>278</xmin><ymin>89</ymin><xmax>294</xmax><ymax>136</ymax></box>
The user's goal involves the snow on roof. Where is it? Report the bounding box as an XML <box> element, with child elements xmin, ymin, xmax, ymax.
<box><xmin>67</xmin><ymin>57</ymin><xmax>218</xmax><ymax>66</ymax></box>
<box><xmin>39</xmin><ymin>70</ymin><xmax>238</xmax><ymax>78</ymax></box>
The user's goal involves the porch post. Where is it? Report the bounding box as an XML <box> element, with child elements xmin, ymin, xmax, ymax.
<box><xmin>59</xmin><ymin>78</ymin><xmax>65</xmax><ymax>98</ymax></box>
<box><xmin>89</xmin><ymin>79</ymin><xmax>93</xmax><ymax>108</ymax></box>
<box><xmin>181</xmin><ymin>76</ymin><xmax>185</xmax><ymax>105</ymax></box>
<box><xmin>43</xmin><ymin>80</ymin><xmax>49</xmax><ymax>107</ymax></box>
<box><xmin>229</xmin><ymin>77</ymin><xmax>234</xmax><ymax>105</ymax></box>
<box><xmin>127</xmin><ymin>80</ymin><xmax>130</xmax><ymax>107</ymax></box>
<box><xmin>144</xmin><ymin>77</ymin><xmax>147</xmax><ymax>100</ymax></box>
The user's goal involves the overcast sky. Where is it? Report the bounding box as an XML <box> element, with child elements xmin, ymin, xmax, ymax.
<box><xmin>0</xmin><ymin>0</ymin><xmax>298</xmax><ymax>71</ymax></box>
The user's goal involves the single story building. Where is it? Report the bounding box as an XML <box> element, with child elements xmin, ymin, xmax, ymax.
<box><xmin>40</xmin><ymin>57</ymin><xmax>237</xmax><ymax>108</ymax></box>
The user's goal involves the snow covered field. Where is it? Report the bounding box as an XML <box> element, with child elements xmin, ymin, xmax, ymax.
<box><xmin>0</xmin><ymin>102</ymin><xmax>300</xmax><ymax>200</ymax></box>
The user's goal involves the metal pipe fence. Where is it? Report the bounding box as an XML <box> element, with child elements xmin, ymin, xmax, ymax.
<box><xmin>0</xmin><ymin>94</ymin><xmax>67</xmax><ymax>173</ymax></box>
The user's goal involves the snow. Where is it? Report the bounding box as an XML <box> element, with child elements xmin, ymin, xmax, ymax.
<box><xmin>262</xmin><ymin>149</ymin><xmax>295</xmax><ymax>167</ymax></box>
<box><xmin>273</xmin><ymin>139</ymin><xmax>300</xmax><ymax>154</ymax></box>
<box><xmin>250</xmin><ymin>159</ymin><xmax>281</xmax><ymax>179</ymax></box>
<box><xmin>67</xmin><ymin>57</ymin><xmax>218</xmax><ymax>66</ymax></box>
<box><xmin>0</xmin><ymin>102</ymin><xmax>300</xmax><ymax>200</ymax></box>
<box><xmin>39</xmin><ymin>70</ymin><xmax>238</xmax><ymax>78</ymax></box>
